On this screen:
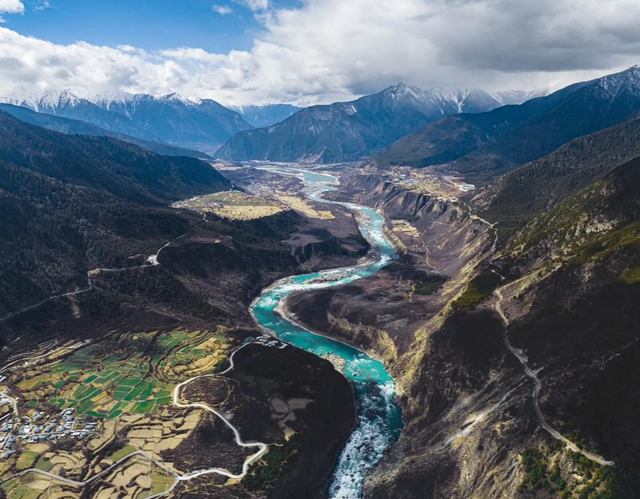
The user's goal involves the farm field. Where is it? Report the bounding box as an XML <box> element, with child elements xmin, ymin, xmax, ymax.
<box><xmin>173</xmin><ymin>189</ymin><xmax>336</xmax><ymax>221</ymax></box>
<box><xmin>173</xmin><ymin>191</ymin><xmax>283</xmax><ymax>220</ymax></box>
<box><xmin>0</xmin><ymin>329</ymin><xmax>232</xmax><ymax>499</ymax></box>
<box><xmin>272</xmin><ymin>193</ymin><xmax>334</xmax><ymax>220</ymax></box>
<box><xmin>0</xmin><ymin>455</ymin><xmax>175</xmax><ymax>499</ymax></box>
<box><xmin>14</xmin><ymin>329</ymin><xmax>230</xmax><ymax>419</ymax></box>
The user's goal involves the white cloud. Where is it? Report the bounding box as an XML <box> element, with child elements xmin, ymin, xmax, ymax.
<box><xmin>1</xmin><ymin>0</ymin><xmax>640</xmax><ymax>105</ymax></box>
<box><xmin>0</xmin><ymin>0</ymin><xmax>24</xmax><ymax>13</ymax></box>
<box><xmin>34</xmin><ymin>0</ymin><xmax>52</xmax><ymax>11</ymax></box>
<box><xmin>234</xmin><ymin>0</ymin><xmax>269</xmax><ymax>12</ymax></box>
<box><xmin>212</xmin><ymin>4</ymin><xmax>232</xmax><ymax>15</ymax></box>
<box><xmin>0</xmin><ymin>0</ymin><xmax>23</xmax><ymax>21</ymax></box>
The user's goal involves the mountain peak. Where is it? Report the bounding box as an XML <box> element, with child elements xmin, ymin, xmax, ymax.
<box><xmin>0</xmin><ymin>88</ymin><xmax>85</xmax><ymax>111</ymax></box>
<box><xmin>594</xmin><ymin>65</ymin><xmax>640</xmax><ymax>95</ymax></box>
<box><xmin>55</xmin><ymin>89</ymin><xmax>82</xmax><ymax>107</ymax></box>
<box><xmin>87</xmin><ymin>89</ymin><xmax>135</xmax><ymax>107</ymax></box>
<box><xmin>160</xmin><ymin>92</ymin><xmax>203</xmax><ymax>106</ymax></box>
<box><xmin>382</xmin><ymin>82</ymin><xmax>425</xmax><ymax>101</ymax></box>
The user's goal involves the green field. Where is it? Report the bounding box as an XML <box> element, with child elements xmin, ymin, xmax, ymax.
<box><xmin>16</xmin><ymin>329</ymin><xmax>229</xmax><ymax>419</ymax></box>
<box><xmin>1</xmin><ymin>477</ymin><xmax>41</xmax><ymax>499</ymax></box>
<box><xmin>15</xmin><ymin>452</ymin><xmax>38</xmax><ymax>472</ymax></box>
<box><xmin>184</xmin><ymin>191</ymin><xmax>278</xmax><ymax>208</ymax></box>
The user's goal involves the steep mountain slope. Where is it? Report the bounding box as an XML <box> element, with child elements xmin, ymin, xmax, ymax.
<box><xmin>230</xmin><ymin>104</ymin><xmax>302</xmax><ymax>127</ymax></box>
<box><xmin>0</xmin><ymin>112</ymin><xmax>230</xmax><ymax>205</ymax></box>
<box><xmin>474</xmin><ymin>113</ymin><xmax>640</xmax><ymax>238</ymax></box>
<box><xmin>0</xmin><ymin>159</ymin><xmax>194</xmax><ymax>317</ymax></box>
<box><xmin>0</xmin><ymin>103</ymin><xmax>210</xmax><ymax>159</ymax></box>
<box><xmin>215</xmin><ymin>85</ymin><xmax>508</xmax><ymax>163</ymax></box>
<box><xmin>485</xmin><ymin>159</ymin><xmax>640</xmax><ymax>497</ymax></box>
<box><xmin>287</xmin><ymin>162</ymin><xmax>640</xmax><ymax>498</ymax></box>
<box><xmin>90</xmin><ymin>92</ymin><xmax>253</xmax><ymax>146</ymax></box>
<box><xmin>377</xmin><ymin>66</ymin><xmax>640</xmax><ymax>185</ymax></box>
<box><xmin>506</xmin><ymin>156</ymin><xmax>640</xmax><ymax>261</ymax></box>
<box><xmin>454</xmin><ymin>66</ymin><xmax>640</xmax><ymax>183</ymax></box>
<box><xmin>376</xmin><ymin>79</ymin><xmax>590</xmax><ymax>169</ymax></box>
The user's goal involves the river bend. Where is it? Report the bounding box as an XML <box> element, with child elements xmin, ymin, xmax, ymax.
<box><xmin>250</xmin><ymin>166</ymin><xmax>403</xmax><ymax>499</ymax></box>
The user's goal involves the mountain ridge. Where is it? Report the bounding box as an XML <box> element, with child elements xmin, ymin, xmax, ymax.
<box><xmin>215</xmin><ymin>83</ymin><xmax>531</xmax><ymax>163</ymax></box>
<box><xmin>377</xmin><ymin>66</ymin><xmax>640</xmax><ymax>185</ymax></box>
<box><xmin>0</xmin><ymin>111</ymin><xmax>231</xmax><ymax>205</ymax></box>
<box><xmin>0</xmin><ymin>88</ymin><xmax>254</xmax><ymax>151</ymax></box>
<box><xmin>474</xmin><ymin>113</ymin><xmax>640</xmax><ymax>238</ymax></box>
<box><xmin>0</xmin><ymin>103</ymin><xmax>211</xmax><ymax>159</ymax></box>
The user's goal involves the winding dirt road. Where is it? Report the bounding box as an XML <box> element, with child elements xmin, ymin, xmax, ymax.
<box><xmin>0</xmin><ymin>214</ymin><xmax>208</xmax><ymax>325</ymax></box>
<box><xmin>494</xmin><ymin>287</ymin><xmax>614</xmax><ymax>466</ymax></box>
<box><xmin>0</xmin><ymin>343</ymin><xmax>269</xmax><ymax>496</ymax></box>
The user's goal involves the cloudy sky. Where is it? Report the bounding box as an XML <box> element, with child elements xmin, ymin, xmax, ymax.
<box><xmin>1</xmin><ymin>0</ymin><xmax>640</xmax><ymax>105</ymax></box>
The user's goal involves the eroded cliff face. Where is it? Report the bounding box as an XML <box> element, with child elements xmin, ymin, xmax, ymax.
<box><xmin>288</xmin><ymin>171</ymin><xmax>528</xmax><ymax>498</ymax></box>
<box><xmin>288</xmin><ymin>168</ymin><xmax>634</xmax><ymax>499</ymax></box>
<box><xmin>289</xmin><ymin>171</ymin><xmax>495</xmax><ymax>358</ymax></box>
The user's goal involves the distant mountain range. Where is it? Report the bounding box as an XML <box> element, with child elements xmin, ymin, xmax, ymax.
<box><xmin>229</xmin><ymin>104</ymin><xmax>302</xmax><ymax>128</ymax></box>
<box><xmin>0</xmin><ymin>89</ymin><xmax>254</xmax><ymax>152</ymax></box>
<box><xmin>0</xmin><ymin>103</ymin><xmax>210</xmax><ymax>159</ymax></box>
<box><xmin>216</xmin><ymin>84</ymin><xmax>541</xmax><ymax>163</ymax></box>
<box><xmin>88</xmin><ymin>92</ymin><xmax>253</xmax><ymax>148</ymax></box>
<box><xmin>377</xmin><ymin>66</ymin><xmax>640</xmax><ymax>184</ymax></box>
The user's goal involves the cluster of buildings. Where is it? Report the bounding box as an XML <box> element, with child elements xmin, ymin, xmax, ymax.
<box><xmin>249</xmin><ymin>334</ymin><xmax>288</xmax><ymax>350</ymax></box>
<box><xmin>0</xmin><ymin>408</ymin><xmax>100</xmax><ymax>460</ymax></box>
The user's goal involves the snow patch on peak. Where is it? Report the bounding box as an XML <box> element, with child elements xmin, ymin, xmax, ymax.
<box><xmin>0</xmin><ymin>87</ymin><xmax>85</xmax><ymax>112</ymax></box>
<box><xmin>87</xmin><ymin>90</ymin><xmax>135</xmax><ymax>108</ymax></box>
<box><xmin>424</xmin><ymin>88</ymin><xmax>476</xmax><ymax>112</ymax></box>
<box><xmin>384</xmin><ymin>82</ymin><xmax>424</xmax><ymax>101</ymax></box>
<box><xmin>160</xmin><ymin>93</ymin><xmax>203</xmax><ymax>106</ymax></box>
<box><xmin>89</xmin><ymin>91</ymin><xmax>206</xmax><ymax>108</ymax></box>
<box><xmin>490</xmin><ymin>88</ymin><xmax>550</xmax><ymax>106</ymax></box>
<box><xmin>595</xmin><ymin>65</ymin><xmax>640</xmax><ymax>96</ymax></box>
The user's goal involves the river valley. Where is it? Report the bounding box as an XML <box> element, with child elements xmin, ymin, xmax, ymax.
<box><xmin>250</xmin><ymin>166</ymin><xmax>404</xmax><ymax>499</ymax></box>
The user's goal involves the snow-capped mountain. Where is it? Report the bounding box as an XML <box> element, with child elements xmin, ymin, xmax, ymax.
<box><xmin>376</xmin><ymin>65</ymin><xmax>640</xmax><ymax>181</ymax></box>
<box><xmin>491</xmin><ymin>88</ymin><xmax>550</xmax><ymax>106</ymax></box>
<box><xmin>86</xmin><ymin>92</ymin><xmax>253</xmax><ymax>148</ymax></box>
<box><xmin>380</xmin><ymin>84</ymin><xmax>511</xmax><ymax>115</ymax></box>
<box><xmin>2</xmin><ymin>88</ymin><xmax>84</xmax><ymax>112</ymax></box>
<box><xmin>593</xmin><ymin>64</ymin><xmax>640</xmax><ymax>96</ymax></box>
<box><xmin>0</xmin><ymin>88</ymin><xmax>253</xmax><ymax>149</ymax></box>
<box><xmin>216</xmin><ymin>83</ymin><xmax>513</xmax><ymax>163</ymax></box>
<box><xmin>229</xmin><ymin>104</ymin><xmax>302</xmax><ymax>128</ymax></box>
<box><xmin>0</xmin><ymin>89</ymin><xmax>160</xmax><ymax>141</ymax></box>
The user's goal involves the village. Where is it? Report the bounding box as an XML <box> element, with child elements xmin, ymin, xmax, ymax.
<box><xmin>247</xmin><ymin>334</ymin><xmax>289</xmax><ymax>350</ymax></box>
<box><xmin>0</xmin><ymin>406</ymin><xmax>100</xmax><ymax>461</ymax></box>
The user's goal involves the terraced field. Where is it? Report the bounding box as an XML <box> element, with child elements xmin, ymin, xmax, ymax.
<box><xmin>15</xmin><ymin>329</ymin><xmax>229</xmax><ymax>419</ymax></box>
<box><xmin>0</xmin><ymin>329</ymin><xmax>232</xmax><ymax>499</ymax></box>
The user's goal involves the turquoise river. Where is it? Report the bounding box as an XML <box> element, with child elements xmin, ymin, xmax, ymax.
<box><xmin>250</xmin><ymin>166</ymin><xmax>404</xmax><ymax>499</ymax></box>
